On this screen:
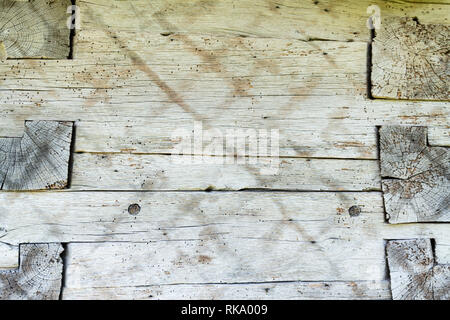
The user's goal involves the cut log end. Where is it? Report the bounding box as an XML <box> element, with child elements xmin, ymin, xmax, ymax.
<box><xmin>371</xmin><ymin>17</ymin><xmax>449</xmax><ymax>101</ymax></box>
<box><xmin>0</xmin><ymin>243</ymin><xmax>64</xmax><ymax>300</ymax></box>
<box><xmin>0</xmin><ymin>120</ymin><xmax>74</xmax><ymax>191</ymax></box>
<box><xmin>0</xmin><ymin>0</ymin><xmax>72</xmax><ymax>59</ymax></box>
<box><xmin>380</xmin><ymin>126</ymin><xmax>449</xmax><ymax>224</ymax></box>
<box><xmin>386</xmin><ymin>239</ymin><xmax>449</xmax><ymax>300</ymax></box>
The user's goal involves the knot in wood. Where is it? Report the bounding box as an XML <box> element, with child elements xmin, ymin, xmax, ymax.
<box><xmin>348</xmin><ymin>206</ymin><xmax>361</xmax><ymax>217</ymax></box>
<box><xmin>128</xmin><ymin>204</ymin><xmax>141</xmax><ymax>215</ymax></box>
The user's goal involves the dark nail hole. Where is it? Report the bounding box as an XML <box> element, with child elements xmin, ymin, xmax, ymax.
<box><xmin>128</xmin><ymin>204</ymin><xmax>141</xmax><ymax>215</ymax></box>
<box><xmin>348</xmin><ymin>206</ymin><xmax>361</xmax><ymax>217</ymax></box>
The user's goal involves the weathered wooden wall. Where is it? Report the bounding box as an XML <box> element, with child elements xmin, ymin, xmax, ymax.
<box><xmin>0</xmin><ymin>0</ymin><xmax>448</xmax><ymax>300</ymax></box>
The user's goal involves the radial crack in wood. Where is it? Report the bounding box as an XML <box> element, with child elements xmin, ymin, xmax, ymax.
<box><xmin>371</xmin><ymin>17</ymin><xmax>449</xmax><ymax>101</ymax></box>
<box><xmin>0</xmin><ymin>120</ymin><xmax>74</xmax><ymax>191</ymax></box>
<box><xmin>0</xmin><ymin>243</ymin><xmax>63</xmax><ymax>300</ymax></box>
<box><xmin>0</xmin><ymin>0</ymin><xmax>71</xmax><ymax>59</ymax></box>
<box><xmin>380</xmin><ymin>126</ymin><xmax>449</xmax><ymax>224</ymax></box>
<box><xmin>386</xmin><ymin>239</ymin><xmax>449</xmax><ymax>300</ymax></box>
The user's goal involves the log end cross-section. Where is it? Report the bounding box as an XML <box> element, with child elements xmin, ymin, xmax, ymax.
<box><xmin>386</xmin><ymin>239</ymin><xmax>449</xmax><ymax>300</ymax></box>
<box><xmin>0</xmin><ymin>120</ymin><xmax>74</xmax><ymax>191</ymax></box>
<box><xmin>380</xmin><ymin>126</ymin><xmax>449</xmax><ymax>224</ymax></box>
<box><xmin>371</xmin><ymin>17</ymin><xmax>449</xmax><ymax>101</ymax></box>
<box><xmin>0</xmin><ymin>243</ymin><xmax>64</xmax><ymax>300</ymax></box>
<box><xmin>0</xmin><ymin>0</ymin><xmax>72</xmax><ymax>59</ymax></box>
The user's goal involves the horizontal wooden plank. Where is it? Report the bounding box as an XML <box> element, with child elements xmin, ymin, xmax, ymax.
<box><xmin>70</xmin><ymin>154</ymin><xmax>381</xmax><ymax>191</ymax></box>
<box><xmin>4</xmin><ymin>34</ymin><xmax>368</xmax><ymax>94</ymax></box>
<box><xmin>62</xmin><ymin>279</ymin><xmax>392</xmax><ymax>300</ymax></box>
<box><xmin>77</xmin><ymin>0</ymin><xmax>450</xmax><ymax>42</ymax></box>
<box><xmin>1</xmin><ymin>97</ymin><xmax>448</xmax><ymax>158</ymax></box>
<box><xmin>63</xmin><ymin>240</ymin><xmax>386</xmax><ymax>284</ymax></box>
<box><xmin>0</xmin><ymin>191</ymin><xmax>449</xmax><ymax>282</ymax></box>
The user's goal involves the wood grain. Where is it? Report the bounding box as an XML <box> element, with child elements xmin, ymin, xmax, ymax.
<box><xmin>1</xmin><ymin>0</ymin><xmax>449</xmax><ymax>301</ymax></box>
<box><xmin>0</xmin><ymin>121</ymin><xmax>73</xmax><ymax>191</ymax></box>
<box><xmin>62</xmin><ymin>279</ymin><xmax>392</xmax><ymax>300</ymax></box>
<box><xmin>433</xmin><ymin>265</ymin><xmax>450</xmax><ymax>300</ymax></box>
<box><xmin>1</xmin><ymin>31</ymin><xmax>448</xmax><ymax>158</ymax></box>
<box><xmin>380</xmin><ymin>126</ymin><xmax>449</xmax><ymax>223</ymax></box>
<box><xmin>70</xmin><ymin>153</ymin><xmax>381</xmax><ymax>191</ymax></box>
<box><xmin>0</xmin><ymin>0</ymin><xmax>71</xmax><ymax>59</ymax></box>
<box><xmin>78</xmin><ymin>0</ymin><xmax>450</xmax><ymax>42</ymax></box>
<box><xmin>386</xmin><ymin>239</ymin><xmax>449</xmax><ymax>300</ymax></box>
<box><xmin>0</xmin><ymin>191</ymin><xmax>449</xmax><ymax>281</ymax></box>
<box><xmin>0</xmin><ymin>243</ymin><xmax>63</xmax><ymax>300</ymax></box>
<box><xmin>372</xmin><ymin>17</ymin><xmax>449</xmax><ymax>100</ymax></box>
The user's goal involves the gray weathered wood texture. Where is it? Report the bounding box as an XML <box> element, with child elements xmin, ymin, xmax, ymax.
<box><xmin>1</xmin><ymin>41</ymin><xmax>448</xmax><ymax>157</ymax></box>
<box><xmin>63</xmin><ymin>279</ymin><xmax>392</xmax><ymax>300</ymax></box>
<box><xmin>0</xmin><ymin>243</ymin><xmax>63</xmax><ymax>300</ymax></box>
<box><xmin>0</xmin><ymin>121</ymin><xmax>73</xmax><ymax>190</ymax></box>
<box><xmin>70</xmin><ymin>154</ymin><xmax>381</xmax><ymax>191</ymax></box>
<box><xmin>1</xmin><ymin>0</ymin><xmax>449</xmax><ymax>300</ymax></box>
<box><xmin>433</xmin><ymin>265</ymin><xmax>450</xmax><ymax>300</ymax></box>
<box><xmin>386</xmin><ymin>239</ymin><xmax>449</xmax><ymax>300</ymax></box>
<box><xmin>1</xmin><ymin>192</ymin><xmax>449</xmax><ymax>279</ymax></box>
<box><xmin>79</xmin><ymin>0</ymin><xmax>449</xmax><ymax>42</ymax></box>
<box><xmin>380</xmin><ymin>126</ymin><xmax>449</xmax><ymax>223</ymax></box>
<box><xmin>0</xmin><ymin>0</ymin><xmax>71</xmax><ymax>59</ymax></box>
<box><xmin>372</xmin><ymin>17</ymin><xmax>449</xmax><ymax>100</ymax></box>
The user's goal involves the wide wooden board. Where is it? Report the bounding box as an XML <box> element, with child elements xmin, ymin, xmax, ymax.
<box><xmin>70</xmin><ymin>154</ymin><xmax>381</xmax><ymax>191</ymax></box>
<box><xmin>77</xmin><ymin>0</ymin><xmax>450</xmax><ymax>42</ymax></box>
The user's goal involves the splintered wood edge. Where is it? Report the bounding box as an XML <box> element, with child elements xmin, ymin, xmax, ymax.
<box><xmin>379</xmin><ymin>126</ymin><xmax>449</xmax><ymax>224</ymax></box>
<box><xmin>386</xmin><ymin>239</ymin><xmax>449</xmax><ymax>300</ymax></box>
<box><xmin>0</xmin><ymin>243</ymin><xmax>64</xmax><ymax>300</ymax></box>
<box><xmin>0</xmin><ymin>120</ymin><xmax>74</xmax><ymax>191</ymax></box>
<box><xmin>371</xmin><ymin>17</ymin><xmax>449</xmax><ymax>101</ymax></box>
<box><xmin>0</xmin><ymin>0</ymin><xmax>72</xmax><ymax>59</ymax></box>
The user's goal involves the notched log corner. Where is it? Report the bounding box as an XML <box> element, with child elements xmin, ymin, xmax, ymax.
<box><xmin>379</xmin><ymin>126</ymin><xmax>449</xmax><ymax>224</ymax></box>
<box><xmin>0</xmin><ymin>0</ymin><xmax>72</xmax><ymax>59</ymax></box>
<box><xmin>0</xmin><ymin>243</ymin><xmax>64</xmax><ymax>300</ymax></box>
<box><xmin>0</xmin><ymin>120</ymin><xmax>74</xmax><ymax>191</ymax></box>
<box><xmin>371</xmin><ymin>17</ymin><xmax>449</xmax><ymax>101</ymax></box>
<box><xmin>386</xmin><ymin>239</ymin><xmax>449</xmax><ymax>300</ymax></box>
